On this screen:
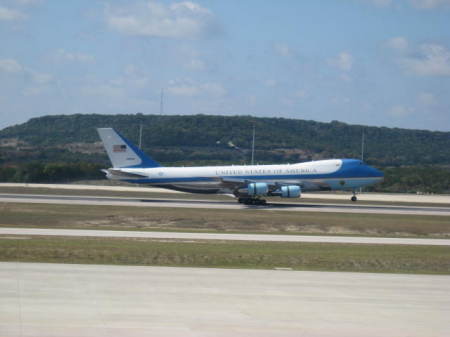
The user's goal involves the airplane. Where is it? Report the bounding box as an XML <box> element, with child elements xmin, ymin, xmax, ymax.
<box><xmin>97</xmin><ymin>128</ymin><xmax>384</xmax><ymax>205</ymax></box>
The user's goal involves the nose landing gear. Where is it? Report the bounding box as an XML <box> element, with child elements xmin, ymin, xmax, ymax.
<box><xmin>351</xmin><ymin>190</ymin><xmax>358</xmax><ymax>202</ymax></box>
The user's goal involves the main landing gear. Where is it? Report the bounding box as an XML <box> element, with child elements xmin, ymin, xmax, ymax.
<box><xmin>238</xmin><ymin>197</ymin><xmax>267</xmax><ymax>205</ymax></box>
<box><xmin>351</xmin><ymin>190</ymin><xmax>358</xmax><ymax>202</ymax></box>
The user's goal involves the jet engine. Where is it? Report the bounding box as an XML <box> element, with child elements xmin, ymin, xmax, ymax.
<box><xmin>247</xmin><ymin>182</ymin><xmax>269</xmax><ymax>196</ymax></box>
<box><xmin>280</xmin><ymin>185</ymin><xmax>301</xmax><ymax>198</ymax></box>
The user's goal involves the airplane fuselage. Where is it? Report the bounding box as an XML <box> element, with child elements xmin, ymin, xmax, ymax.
<box><xmin>106</xmin><ymin>159</ymin><xmax>383</xmax><ymax>195</ymax></box>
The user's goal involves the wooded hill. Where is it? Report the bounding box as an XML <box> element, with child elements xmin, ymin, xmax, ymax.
<box><xmin>1</xmin><ymin>113</ymin><xmax>450</xmax><ymax>167</ymax></box>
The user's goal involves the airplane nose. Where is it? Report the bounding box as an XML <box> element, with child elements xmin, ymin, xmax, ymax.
<box><xmin>370</xmin><ymin>166</ymin><xmax>384</xmax><ymax>178</ymax></box>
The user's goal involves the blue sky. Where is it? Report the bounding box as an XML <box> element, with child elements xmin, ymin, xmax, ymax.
<box><xmin>0</xmin><ymin>0</ymin><xmax>449</xmax><ymax>131</ymax></box>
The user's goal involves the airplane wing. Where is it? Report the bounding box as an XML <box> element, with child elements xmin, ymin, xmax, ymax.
<box><xmin>217</xmin><ymin>176</ymin><xmax>303</xmax><ymax>192</ymax></box>
<box><xmin>217</xmin><ymin>176</ymin><xmax>332</xmax><ymax>192</ymax></box>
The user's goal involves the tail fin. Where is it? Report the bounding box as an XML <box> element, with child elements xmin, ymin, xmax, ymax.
<box><xmin>97</xmin><ymin>128</ymin><xmax>161</xmax><ymax>168</ymax></box>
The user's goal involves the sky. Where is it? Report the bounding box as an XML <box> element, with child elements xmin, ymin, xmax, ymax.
<box><xmin>0</xmin><ymin>0</ymin><xmax>449</xmax><ymax>131</ymax></box>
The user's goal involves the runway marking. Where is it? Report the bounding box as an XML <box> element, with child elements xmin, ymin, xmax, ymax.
<box><xmin>1</xmin><ymin>227</ymin><xmax>450</xmax><ymax>246</ymax></box>
<box><xmin>1</xmin><ymin>193</ymin><xmax>450</xmax><ymax>216</ymax></box>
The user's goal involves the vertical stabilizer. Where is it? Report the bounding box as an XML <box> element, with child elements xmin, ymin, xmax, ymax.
<box><xmin>97</xmin><ymin>128</ymin><xmax>161</xmax><ymax>168</ymax></box>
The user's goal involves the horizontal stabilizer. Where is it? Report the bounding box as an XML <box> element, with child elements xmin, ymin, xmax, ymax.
<box><xmin>103</xmin><ymin>169</ymin><xmax>148</xmax><ymax>179</ymax></box>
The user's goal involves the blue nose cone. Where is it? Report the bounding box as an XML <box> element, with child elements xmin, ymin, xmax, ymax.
<box><xmin>340</xmin><ymin>159</ymin><xmax>384</xmax><ymax>179</ymax></box>
<box><xmin>369</xmin><ymin>166</ymin><xmax>384</xmax><ymax>178</ymax></box>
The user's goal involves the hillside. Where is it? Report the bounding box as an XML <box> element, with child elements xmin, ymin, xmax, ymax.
<box><xmin>1</xmin><ymin>114</ymin><xmax>450</xmax><ymax>167</ymax></box>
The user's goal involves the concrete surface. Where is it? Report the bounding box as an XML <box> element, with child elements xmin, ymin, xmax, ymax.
<box><xmin>2</xmin><ymin>193</ymin><xmax>450</xmax><ymax>216</ymax></box>
<box><xmin>0</xmin><ymin>262</ymin><xmax>449</xmax><ymax>337</ymax></box>
<box><xmin>2</xmin><ymin>227</ymin><xmax>450</xmax><ymax>246</ymax></box>
<box><xmin>1</xmin><ymin>183</ymin><xmax>450</xmax><ymax>204</ymax></box>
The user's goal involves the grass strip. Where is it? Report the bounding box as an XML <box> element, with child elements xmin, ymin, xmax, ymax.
<box><xmin>1</xmin><ymin>202</ymin><xmax>450</xmax><ymax>238</ymax></box>
<box><xmin>1</xmin><ymin>236</ymin><xmax>449</xmax><ymax>274</ymax></box>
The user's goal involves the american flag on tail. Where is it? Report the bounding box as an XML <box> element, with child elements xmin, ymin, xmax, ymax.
<box><xmin>113</xmin><ymin>144</ymin><xmax>127</xmax><ymax>152</ymax></box>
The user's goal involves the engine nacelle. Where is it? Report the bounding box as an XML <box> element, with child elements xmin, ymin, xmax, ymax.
<box><xmin>280</xmin><ymin>185</ymin><xmax>301</xmax><ymax>198</ymax></box>
<box><xmin>247</xmin><ymin>182</ymin><xmax>269</xmax><ymax>196</ymax></box>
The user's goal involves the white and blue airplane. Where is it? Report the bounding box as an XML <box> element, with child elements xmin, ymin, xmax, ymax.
<box><xmin>98</xmin><ymin>128</ymin><xmax>384</xmax><ymax>205</ymax></box>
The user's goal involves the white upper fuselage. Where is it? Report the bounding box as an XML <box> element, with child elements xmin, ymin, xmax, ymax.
<box><xmin>120</xmin><ymin>159</ymin><xmax>335</xmax><ymax>181</ymax></box>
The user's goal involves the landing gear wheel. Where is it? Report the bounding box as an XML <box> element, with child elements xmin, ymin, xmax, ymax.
<box><xmin>241</xmin><ymin>198</ymin><xmax>267</xmax><ymax>205</ymax></box>
<box><xmin>242</xmin><ymin>198</ymin><xmax>252</xmax><ymax>205</ymax></box>
<box><xmin>351</xmin><ymin>195</ymin><xmax>357</xmax><ymax>202</ymax></box>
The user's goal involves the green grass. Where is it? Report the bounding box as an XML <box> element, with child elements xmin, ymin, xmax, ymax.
<box><xmin>1</xmin><ymin>202</ymin><xmax>450</xmax><ymax>238</ymax></box>
<box><xmin>0</xmin><ymin>186</ymin><xmax>228</xmax><ymax>200</ymax></box>
<box><xmin>1</xmin><ymin>236</ymin><xmax>449</xmax><ymax>274</ymax></box>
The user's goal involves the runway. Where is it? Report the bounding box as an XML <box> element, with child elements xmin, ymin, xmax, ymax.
<box><xmin>3</xmin><ymin>183</ymin><xmax>450</xmax><ymax>204</ymax></box>
<box><xmin>1</xmin><ymin>262</ymin><xmax>449</xmax><ymax>337</ymax></box>
<box><xmin>1</xmin><ymin>192</ymin><xmax>450</xmax><ymax>216</ymax></box>
<box><xmin>2</xmin><ymin>227</ymin><xmax>450</xmax><ymax>246</ymax></box>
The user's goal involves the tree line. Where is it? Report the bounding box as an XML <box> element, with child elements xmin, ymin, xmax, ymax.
<box><xmin>0</xmin><ymin>162</ymin><xmax>104</xmax><ymax>183</ymax></box>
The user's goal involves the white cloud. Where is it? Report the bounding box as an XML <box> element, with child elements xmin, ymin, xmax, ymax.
<box><xmin>167</xmin><ymin>80</ymin><xmax>226</xmax><ymax>97</ymax></box>
<box><xmin>263</xmin><ymin>79</ymin><xmax>277</xmax><ymax>87</ymax></box>
<box><xmin>105</xmin><ymin>1</ymin><xmax>219</xmax><ymax>39</ymax></box>
<box><xmin>82</xmin><ymin>84</ymin><xmax>125</xmax><ymax>99</ymax></box>
<box><xmin>247</xmin><ymin>95</ymin><xmax>257</xmax><ymax>106</ymax></box>
<box><xmin>274</xmin><ymin>43</ymin><xmax>293</xmax><ymax>57</ymax></box>
<box><xmin>409</xmin><ymin>0</ymin><xmax>450</xmax><ymax>8</ymax></box>
<box><xmin>15</xmin><ymin>0</ymin><xmax>42</xmax><ymax>6</ymax></box>
<box><xmin>0</xmin><ymin>58</ymin><xmax>23</xmax><ymax>72</ymax></box>
<box><xmin>0</xmin><ymin>6</ymin><xmax>26</xmax><ymax>21</ymax></box>
<box><xmin>111</xmin><ymin>76</ymin><xmax>149</xmax><ymax>89</ymax></box>
<box><xmin>294</xmin><ymin>89</ymin><xmax>307</xmax><ymax>99</ymax></box>
<box><xmin>366</xmin><ymin>0</ymin><xmax>393</xmax><ymax>7</ymax></box>
<box><xmin>185</xmin><ymin>58</ymin><xmax>206</xmax><ymax>71</ymax></box>
<box><xmin>386</xmin><ymin>37</ymin><xmax>408</xmax><ymax>51</ymax></box>
<box><xmin>331</xmin><ymin>96</ymin><xmax>351</xmax><ymax>104</ymax></box>
<box><xmin>418</xmin><ymin>92</ymin><xmax>438</xmax><ymax>106</ymax></box>
<box><xmin>168</xmin><ymin>84</ymin><xmax>200</xmax><ymax>96</ymax></box>
<box><xmin>124</xmin><ymin>64</ymin><xmax>138</xmax><ymax>76</ymax></box>
<box><xmin>30</xmin><ymin>71</ymin><xmax>52</xmax><ymax>84</ymax></box>
<box><xmin>363</xmin><ymin>0</ymin><xmax>450</xmax><ymax>8</ymax></box>
<box><xmin>0</xmin><ymin>59</ymin><xmax>54</xmax><ymax>98</ymax></box>
<box><xmin>55</xmin><ymin>49</ymin><xmax>94</xmax><ymax>63</ymax></box>
<box><xmin>0</xmin><ymin>58</ymin><xmax>53</xmax><ymax>93</ymax></box>
<box><xmin>22</xmin><ymin>85</ymin><xmax>50</xmax><ymax>96</ymax></box>
<box><xmin>328</xmin><ymin>52</ymin><xmax>353</xmax><ymax>71</ymax></box>
<box><xmin>400</xmin><ymin>43</ymin><xmax>450</xmax><ymax>76</ymax></box>
<box><xmin>388</xmin><ymin>105</ymin><xmax>414</xmax><ymax>117</ymax></box>
<box><xmin>177</xmin><ymin>45</ymin><xmax>208</xmax><ymax>71</ymax></box>
<box><xmin>119</xmin><ymin>65</ymin><xmax>150</xmax><ymax>88</ymax></box>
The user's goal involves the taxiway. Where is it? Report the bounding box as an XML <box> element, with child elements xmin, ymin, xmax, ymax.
<box><xmin>2</xmin><ymin>227</ymin><xmax>450</xmax><ymax>246</ymax></box>
<box><xmin>1</xmin><ymin>192</ymin><xmax>450</xmax><ymax>216</ymax></box>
